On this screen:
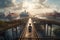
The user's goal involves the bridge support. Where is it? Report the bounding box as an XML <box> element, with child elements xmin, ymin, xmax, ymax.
<box><xmin>44</xmin><ymin>23</ymin><xmax>53</xmax><ymax>37</ymax></box>
<box><xmin>12</xmin><ymin>27</ymin><xmax>14</xmax><ymax>40</ymax></box>
<box><xmin>44</xmin><ymin>23</ymin><xmax>48</xmax><ymax>36</ymax></box>
<box><xmin>48</xmin><ymin>24</ymin><xmax>53</xmax><ymax>37</ymax></box>
<box><xmin>16</xmin><ymin>27</ymin><xmax>18</xmax><ymax>39</ymax></box>
<box><xmin>12</xmin><ymin>26</ymin><xmax>18</xmax><ymax>40</ymax></box>
<box><xmin>45</xmin><ymin>23</ymin><xmax>48</xmax><ymax>36</ymax></box>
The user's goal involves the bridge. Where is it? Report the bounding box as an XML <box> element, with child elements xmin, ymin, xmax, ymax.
<box><xmin>0</xmin><ymin>17</ymin><xmax>60</xmax><ymax>40</ymax></box>
<box><xmin>0</xmin><ymin>18</ymin><xmax>29</xmax><ymax>32</ymax></box>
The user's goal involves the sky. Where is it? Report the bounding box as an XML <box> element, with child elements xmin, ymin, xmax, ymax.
<box><xmin>16</xmin><ymin>0</ymin><xmax>60</xmax><ymax>7</ymax></box>
<box><xmin>47</xmin><ymin>0</ymin><xmax>60</xmax><ymax>6</ymax></box>
<box><xmin>0</xmin><ymin>0</ymin><xmax>60</xmax><ymax>8</ymax></box>
<box><xmin>46</xmin><ymin>0</ymin><xmax>60</xmax><ymax>9</ymax></box>
<box><xmin>0</xmin><ymin>0</ymin><xmax>60</xmax><ymax>14</ymax></box>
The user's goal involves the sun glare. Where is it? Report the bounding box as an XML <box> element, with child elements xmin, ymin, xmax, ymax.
<box><xmin>23</xmin><ymin>1</ymin><xmax>35</xmax><ymax>11</ymax></box>
<box><xmin>22</xmin><ymin>0</ymin><xmax>55</xmax><ymax>16</ymax></box>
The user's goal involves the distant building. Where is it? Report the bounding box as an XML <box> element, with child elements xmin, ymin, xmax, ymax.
<box><xmin>6</xmin><ymin>13</ymin><xmax>18</xmax><ymax>20</ymax></box>
<box><xmin>53</xmin><ymin>11</ymin><xmax>60</xmax><ymax>19</ymax></box>
<box><xmin>20</xmin><ymin>10</ymin><xmax>29</xmax><ymax>18</ymax></box>
<box><xmin>0</xmin><ymin>12</ymin><xmax>5</xmax><ymax>19</ymax></box>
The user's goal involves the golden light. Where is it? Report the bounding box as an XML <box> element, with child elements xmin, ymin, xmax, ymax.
<box><xmin>22</xmin><ymin>0</ymin><xmax>55</xmax><ymax>16</ymax></box>
<box><xmin>23</xmin><ymin>1</ymin><xmax>35</xmax><ymax>11</ymax></box>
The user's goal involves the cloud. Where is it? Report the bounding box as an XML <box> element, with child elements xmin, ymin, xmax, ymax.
<box><xmin>0</xmin><ymin>0</ymin><xmax>16</xmax><ymax>8</ymax></box>
<box><xmin>32</xmin><ymin>0</ymin><xmax>47</xmax><ymax>3</ymax></box>
<box><xmin>39</xmin><ymin>0</ymin><xmax>47</xmax><ymax>3</ymax></box>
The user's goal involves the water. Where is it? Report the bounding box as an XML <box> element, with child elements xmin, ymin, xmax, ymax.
<box><xmin>0</xmin><ymin>25</ymin><xmax>23</xmax><ymax>40</ymax></box>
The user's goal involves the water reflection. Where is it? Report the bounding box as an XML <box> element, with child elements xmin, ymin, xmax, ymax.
<box><xmin>4</xmin><ymin>25</ymin><xmax>23</xmax><ymax>40</ymax></box>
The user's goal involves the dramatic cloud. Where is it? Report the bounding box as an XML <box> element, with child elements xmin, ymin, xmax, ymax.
<box><xmin>22</xmin><ymin>0</ymin><xmax>59</xmax><ymax>16</ymax></box>
<box><xmin>0</xmin><ymin>0</ymin><xmax>60</xmax><ymax>16</ymax></box>
<box><xmin>0</xmin><ymin>0</ymin><xmax>16</xmax><ymax>8</ymax></box>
